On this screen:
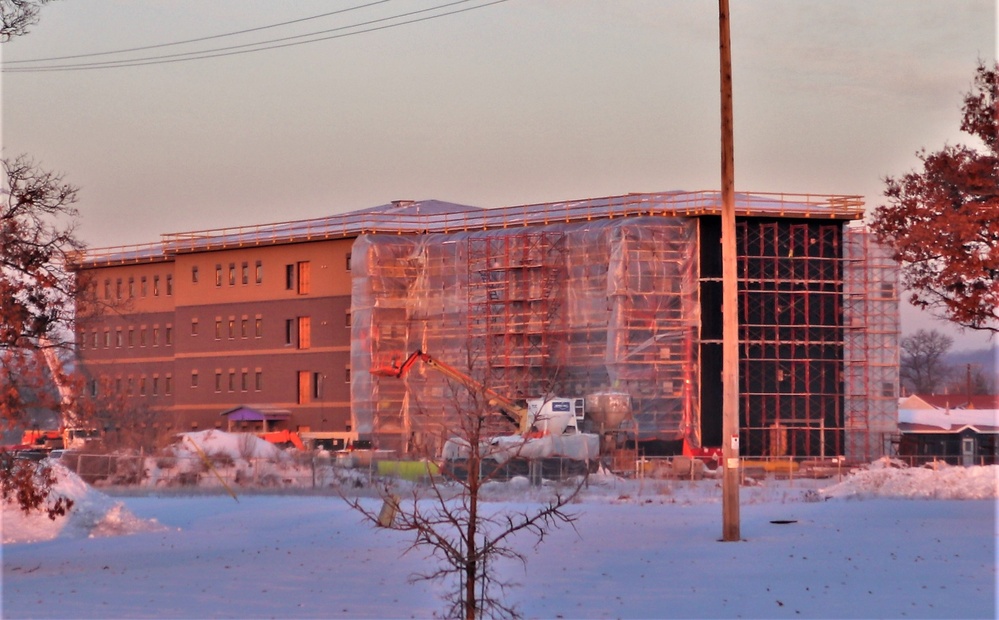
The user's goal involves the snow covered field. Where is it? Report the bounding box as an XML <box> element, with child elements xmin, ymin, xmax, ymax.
<box><xmin>2</xmin><ymin>455</ymin><xmax>997</xmax><ymax>619</ymax></box>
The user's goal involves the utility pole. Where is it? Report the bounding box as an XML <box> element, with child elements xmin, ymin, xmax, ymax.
<box><xmin>718</xmin><ymin>0</ymin><xmax>741</xmax><ymax>542</ymax></box>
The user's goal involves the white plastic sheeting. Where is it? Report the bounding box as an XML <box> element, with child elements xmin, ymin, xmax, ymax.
<box><xmin>350</xmin><ymin>218</ymin><xmax>699</xmax><ymax>454</ymax></box>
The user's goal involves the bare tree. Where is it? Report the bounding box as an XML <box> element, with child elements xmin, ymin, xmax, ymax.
<box><xmin>345</xmin><ymin>370</ymin><xmax>587</xmax><ymax>620</ymax></box>
<box><xmin>0</xmin><ymin>0</ymin><xmax>53</xmax><ymax>41</ymax></box>
<box><xmin>943</xmin><ymin>364</ymin><xmax>996</xmax><ymax>397</ymax></box>
<box><xmin>899</xmin><ymin>329</ymin><xmax>954</xmax><ymax>394</ymax></box>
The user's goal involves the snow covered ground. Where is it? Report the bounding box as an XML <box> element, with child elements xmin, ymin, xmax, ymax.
<box><xmin>2</xmin><ymin>443</ymin><xmax>996</xmax><ymax>619</ymax></box>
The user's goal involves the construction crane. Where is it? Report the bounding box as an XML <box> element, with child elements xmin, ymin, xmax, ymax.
<box><xmin>36</xmin><ymin>337</ymin><xmax>98</xmax><ymax>450</ymax></box>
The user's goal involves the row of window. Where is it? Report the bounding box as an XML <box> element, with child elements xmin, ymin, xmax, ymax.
<box><xmin>80</xmin><ymin>311</ymin><xmax>354</xmax><ymax>351</ymax></box>
<box><xmin>100</xmin><ymin>253</ymin><xmax>355</xmax><ymax>302</ymax></box>
<box><xmin>79</xmin><ymin>324</ymin><xmax>174</xmax><ymax>350</ymax></box>
<box><xmin>195</xmin><ymin>369</ymin><xmax>265</xmax><ymax>393</ymax></box>
<box><xmin>198</xmin><ymin>261</ymin><xmax>264</xmax><ymax>287</ymax></box>
<box><xmin>89</xmin><ymin>368</ymin><xmax>349</xmax><ymax>401</ymax></box>
<box><xmin>197</xmin><ymin>255</ymin><xmax>353</xmax><ymax>292</ymax></box>
<box><xmin>104</xmin><ymin>274</ymin><xmax>173</xmax><ymax>300</ymax></box>
<box><xmin>90</xmin><ymin>374</ymin><xmax>174</xmax><ymax>397</ymax></box>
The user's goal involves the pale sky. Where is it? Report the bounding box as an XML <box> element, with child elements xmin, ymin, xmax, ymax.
<box><xmin>2</xmin><ymin>0</ymin><xmax>996</xmax><ymax>349</ymax></box>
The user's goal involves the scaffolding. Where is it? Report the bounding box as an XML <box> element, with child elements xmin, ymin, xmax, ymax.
<box><xmin>843</xmin><ymin>225</ymin><xmax>901</xmax><ymax>461</ymax></box>
<box><xmin>350</xmin><ymin>218</ymin><xmax>700</xmax><ymax>454</ymax></box>
<box><xmin>350</xmin><ymin>211</ymin><xmax>898</xmax><ymax>460</ymax></box>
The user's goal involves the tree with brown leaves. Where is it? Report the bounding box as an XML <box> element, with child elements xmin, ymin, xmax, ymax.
<box><xmin>871</xmin><ymin>61</ymin><xmax>999</xmax><ymax>335</ymax></box>
<box><xmin>1</xmin><ymin>154</ymin><xmax>84</xmax><ymax>518</ymax></box>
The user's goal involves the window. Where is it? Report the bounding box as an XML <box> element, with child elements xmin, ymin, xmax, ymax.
<box><xmin>152</xmin><ymin>376</ymin><xmax>159</xmax><ymax>396</ymax></box>
<box><xmin>91</xmin><ymin>330</ymin><xmax>98</xmax><ymax>348</ymax></box>
<box><xmin>140</xmin><ymin>327</ymin><xmax>147</xmax><ymax>347</ymax></box>
<box><xmin>153</xmin><ymin>275</ymin><xmax>160</xmax><ymax>296</ymax></box>
<box><xmin>228</xmin><ymin>371</ymin><xmax>235</xmax><ymax>392</ymax></box>
<box><xmin>192</xmin><ymin>266</ymin><xmax>199</xmax><ymax>283</ymax></box>
<box><xmin>297</xmin><ymin>371</ymin><xmax>310</xmax><ymax>404</ymax></box>
<box><xmin>312</xmin><ymin>372</ymin><xmax>322</xmax><ymax>399</ymax></box>
<box><xmin>165</xmin><ymin>374</ymin><xmax>172</xmax><ymax>395</ymax></box>
<box><xmin>255</xmin><ymin>260</ymin><xmax>263</xmax><ymax>284</ymax></box>
<box><xmin>241</xmin><ymin>262</ymin><xmax>248</xmax><ymax>285</ymax></box>
<box><xmin>285</xmin><ymin>319</ymin><xmax>293</xmax><ymax>345</ymax></box>
<box><xmin>241</xmin><ymin>317</ymin><xmax>248</xmax><ymax>339</ymax></box>
<box><xmin>345</xmin><ymin>311</ymin><xmax>351</xmax><ymax>327</ymax></box>
<box><xmin>115</xmin><ymin>377</ymin><xmax>122</xmax><ymax>394</ymax></box>
<box><xmin>139</xmin><ymin>376</ymin><xmax>147</xmax><ymax>396</ymax></box>
<box><xmin>285</xmin><ymin>261</ymin><xmax>312</xmax><ymax>294</ymax></box>
<box><xmin>104</xmin><ymin>279</ymin><xmax>111</xmax><ymax>299</ymax></box>
<box><xmin>128</xmin><ymin>277</ymin><xmax>135</xmax><ymax>298</ymax></box>
<box><xmin>345</xmin><ymin>366</ymin><xmax>351</xmax><ymax>383</ymax></box>
<box><xmin>141</xmin><ymin>276</ymin><xmax>148</xmax><ymax>296</ymax></box>
<box><xmin>228</xmin><ymin>263</ymin><xmax>236</xmax><ymax>286</ymax></box>
<box><xmin>103</xmin><ymin>330</ymin><xmax>110</xmax><ymax>348</ymax></box>
<box><xmin>215</xmin><ymin>319</ymin><xmax>222</xmax><ymax>340</ymax></box>
<box><xmin>153</xmin><ymin>326</ymin><xmax>160</xmax><ymax>347</ymax></box>
<box><xmin>191</xmin><ymin>371</ymin><xmax>199</xmax><ymax>388</ymax></box>
<box><xmin>89</xmin><ymin>379</ymin><xmax>98</xmax><ymax>397</ymax></box>
<box><xmin>127</xmin><ymin>328</ymin><xmax>134</xmax><ymax>347</ymax></box>
<box><xmin>254</xmin><ymin>316</ymin><xmax>262</xmax><ymax>338</ymax></box>
<box><xmin>345</xmin><ymin>253</ymin><xmax>351</xmax><ymax>271</ymax></box>
<box><xmin>165</xmin><ymin>325</ymin><xmax>173</xmax><ymax>345</ymax></box>
<box><xmin>127</xmin><ymin>376</ymin><xmax>134</xmax><ymax>396</ymax></box>
<box><xmin>241</xmin><ymin>370</ymin><xmax>248</xmax><ymax>392</ymax></box>
<box><xmin>882</xmin><ymin>381</ymin><xmax>895</xmax><ymax>398</ymax></box>
<box><xmin>254</xmin><ymin>370</ymin><xmax>262</xmax><ymax>391</ymax></box>
<box><xmin>166</xmin><ymin>274</ymin><xmax>173</xmax><ymax>296</ymax></box>
<box><xmin>115</xmin><ymin>328</ymin><xmax>123</xmax><ymax>348</ymax></box>
<box><xmin>228</xmin><ymin>318</ymin><xmax>235</xmax><ymax>339</ymax></box>
<box><xmin>116</xmin><ymin>278</ymin><xmax>123</xmax><ymax>299</ymax></box>
<box><xmin>215</xmin><ymin>371</ymin><xmax>222</xmax><ymax>392</ymax></box>
<box><xmin>191</xmin><ymin>318</ymin><xmax>199</xmax><ymax>336</ymax></box>
<box><xmin>297</xmin><ymin>261</ymin><xmax>311</xmax><ymax>294</ymax></box>
<box><xmin>297</xmin><ymin>316</ymin><xmax>311</xmax><ymax>349</ymax></box>
<box><xmin>215</xmin><ymin>264</ymin><xmax>223</xmax><ymax>287</ymax></box>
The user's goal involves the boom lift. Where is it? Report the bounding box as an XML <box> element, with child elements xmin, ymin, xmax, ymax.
<box><xmin>373</xmin><ymin>350</ymin><xmax>533</xmax><ymax>435</ymax></box>
<box><xmin>373</xmin><ymin>350</ymin><xmax>588</xmax><ymax>438</ymax></box>
<box><xmin>37</xmin><ymin>337</ymin><xmax>98</xmax><ymax>450</ymax></box>
<box><xmin>374</xmin><ymin>350</ymin><xmax>600</xmax><ymax>468</ymax></box>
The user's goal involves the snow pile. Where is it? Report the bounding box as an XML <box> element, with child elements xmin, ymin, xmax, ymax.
<box><xmin>2</xmin><ymin>461</ymin><xmax>165</xmax><ymax>544</ymax></box>
<box><xmin>141</xmin><ymin>429</ymin><xmax>309</xmax><ymax>487</ymax></box>
<box><xmin>821</xmin><ymin>458</ymin><xmax>999</xmax><ymax>499</ymax></box>
<box><xmin>171</xmin><ymin>429</ymin><xmax>288</xmax><ymax>461</ymax></box>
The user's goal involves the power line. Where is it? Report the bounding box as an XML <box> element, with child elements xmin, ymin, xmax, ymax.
<box><xmin>4</xmin><ymin>0</ymin><xmax>396</xmax><ymax>64</ymax></box>
<box><xmin>3</xmin><ymin>0</ymin><xmax>507</xmax><ymax>73</ymax></box>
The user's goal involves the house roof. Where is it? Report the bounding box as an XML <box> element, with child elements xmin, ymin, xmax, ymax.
<box><xmin>220</xmin><ymin>405</ymin><xmax>292</xmax><ymax>422</ymax></box>
<box><xmin>900</xmin><ymin>394</ymin><xmax>999</xmax><ymax>411</ymax></box>
<box><xmin>898</xmin><ymin>407</ymin><xmax>999</xmax><ymax>433</ymax></box>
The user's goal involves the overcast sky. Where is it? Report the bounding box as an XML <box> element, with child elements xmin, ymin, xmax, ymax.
<box><xmin>2</xmin><ymin>0</ymin><xmax>996</xmax><ymax>349</ymax></box>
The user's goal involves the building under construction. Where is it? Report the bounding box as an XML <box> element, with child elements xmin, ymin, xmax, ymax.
<box><xmin>74</xmin><ymin>191</ymin><xmax>899</xmax><ymax>461</ymax></box>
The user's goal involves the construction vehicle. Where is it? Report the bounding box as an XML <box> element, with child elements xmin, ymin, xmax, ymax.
<box><xmin>256</xmin><ymin>429</ymin><xmax>305</xmax><ymax>450</ymax></box>
<box><xmin>32</xmin><ymin>338</ymin><xmax>100</xmax><ymax>451</ymax></box>
<box><xmin>373</xmin><ymin>350</ymin><xmax>586</xmax><ymax>437</ymax></box>
<box><xmin>373</xmin><ymin>350</ymin><xmax>599</xmax><ymax>463</ymax></box>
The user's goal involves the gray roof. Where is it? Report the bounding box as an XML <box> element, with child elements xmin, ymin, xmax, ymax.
<box><xmin>76</xmin><ymin>191</ymin><xmax>864</xmax><ymax>266</ymax></box>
